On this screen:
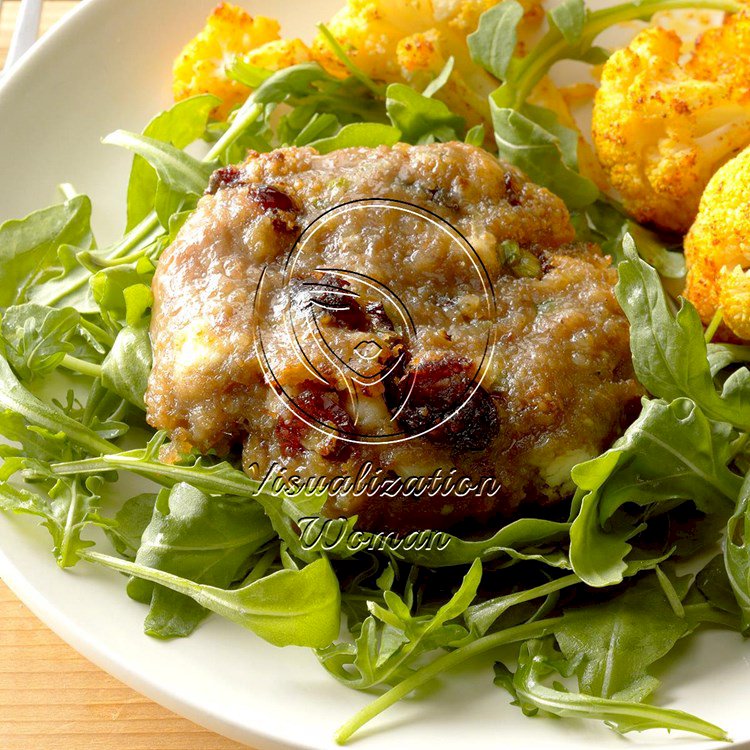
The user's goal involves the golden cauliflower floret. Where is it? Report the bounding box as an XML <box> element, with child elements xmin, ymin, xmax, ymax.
<box><xmin>593</xmin><ymin>15</ymin><xmax>750</xmax><ymax>235</ymax></box>
<box><xmin>311</xmin><ymin>0</ymin><xmax>543</xmax><ymax>128</ymax></box>
<box><xmin>718</xmin><ymin>266</ymin><xmax>750</xmax><ymax>339</ymax></box>
<box><xmin>245</xmin><ymin>38</ymin><xmax>312</xmax><ymax>71</ymax></box>
<box><xmin>687</xmin><ymin>11</ymin><xmax>750</xmax><ymax>80</ymax></box>
<box><xmin>684</xmin><ymin>144</ymin><xmax>750</xmax><ymax>341</ymax></box>
<box><xmin>173</xmin><ymin>3</ymin><xmax>311</xmax><ymax>120</ymax></box>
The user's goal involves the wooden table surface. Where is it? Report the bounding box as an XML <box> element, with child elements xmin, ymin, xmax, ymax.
<box><xmin>0</xmin><ymin>3</ymin><xmax>250</xmax><ymax>748</ymax></box>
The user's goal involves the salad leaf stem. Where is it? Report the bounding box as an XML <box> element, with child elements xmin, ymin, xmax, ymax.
<box><xmin>316</xmin><ymin>24</ymin><xmax>385</xmax><ymax>97</ymax></box>
<box><xmin>59</xmin><ymin>481</ymin><xmax>84</xmax><ymax>568</ymax></box>
<box><xmin>464</xmin><ymin>573</ymin><xmax>580</xmax><ymax>637</ymax></box>
<box><xmin>334</xmin><ymin>616</ymin><xmax>563</xmax><ymax>744</ymax></box>
<box><xmin>705</xmin><ymin>308</ymin><xmax>724</xmax><ymax>343</ymax></box>
<box><xmin>52</xmin><ymin>449</ymin><xmax>261</xmax><ymax>496</ymax></box>
<box><xmin>58</xmin><ymin>183</ymin><xmax>79</xmax><ymax>201</ymax></box>
<box><xmin>60</xmin><ymin>354</ymin><xmax>103</xmax><ymax>380</ymax></box>
<box><xmin>206</xmin><ymin>102</ymin><xmax>264</xmax><ymax>161</ymax></box>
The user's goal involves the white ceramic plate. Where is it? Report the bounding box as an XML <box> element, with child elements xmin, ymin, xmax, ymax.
<box><xmin>0</xmin><ymin>1</ymin><xmax>749</xmax><ymax>748</ymax></box>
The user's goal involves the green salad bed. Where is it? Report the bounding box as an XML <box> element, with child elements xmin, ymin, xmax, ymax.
<box><xmin>1</xmin><ymin>0</ymin><xmax>750</xmax><ymax>742</ymax></box>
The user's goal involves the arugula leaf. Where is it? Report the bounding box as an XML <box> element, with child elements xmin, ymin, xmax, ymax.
<box><xmin>90</xmin><ymin>257</ymin><xmax>154</xmax><ymax>330</ymax></box>
<box><xmin>0</xmin><ymin>410</ymin><xmax>74</xmax><ymax>463</ymax></box>
<box><xmin>0</xmin><ymin>196</ymin><xmax>94</xmax><ymax>309</ymax></box>
<box><xmin>570</xmin><ymin>398</ymin><xmax>741</xmax><ymax>587</ymax></box>
<box><xmin>1</xmin><ymin>303</ymin><xmax>80</xmax><ymax>381</ymax></box>
<box><xmin>126</xmin><ymin>94</ymin><xmax>219</xmax><ymax>231</ymax></box>
<box><xmin>126</xmin><ymin>483</ymin><xmax>275</xmax><ymax>638</ymax></box>
<box><xmin>77</xmin><ymin>378</ymin><xmax>130</xmax><ymax>441</ymax></box>
<box><xmin>624</xmin><ymin>223</ymin><xmax>686</xmax><ymax>279</ymax></box>
<box><xmin>103</xmin><ymin>130</ymin><xmax>217</xmax><ymax>199</ymax></box>
<box><xmin>491</xmin><ymin>104</ymin><xmax>599</xmax><ymax>208</ymax></box>
<box><xmin>0</xmin><ymin>475</ymin><xmax>103</xmax><ymax>568</ymax></box>
<box><xmin>83</xmin><ymin>549</ymin><xmax>340</xmax><ymax>648</ymax></box>
<box><xmin>696</xmin><ymin>553</ymin><xmax>741</xmax><ymax>618</ymax></box>
<box><xmin>0</xmin><ymin>354</ymin><xmax>116</xmax><ymax>457</ymax></box>
<box><xmin>421</xmin><ymin>57</ymin><xmax>454</xmax><ymax>98</ymax></box>
<box><xmin>494</xmin><ymin>638</ymin><xmax>727</xmax><ymax>739</ymax></box>
<box><xmin>464</xmin><ymin>574</ymin><xmax>579</xmax><ymax>639</ymax></box>
<box><xmin>549</xmin><ymin>0</ymin><xmax>587</xmax><ymax>44</ymax></box>
<box><xmin>246</xmin><ymin>61</ymin><xmax>385</xmax><ymax>125</ymax></box>
<box><xmin>103</xmin><ymin>492</ymin><xmax>156</xmax><ymax>560</ymax></box>
<box><xmin>292</xmin><ymin>112</ymin><xmax>339</xmax><ymax>146</ymax></box>
<box><xmin>707</xmin><ymin>343</ymin><xmax>750</xmax><ymax>377</ymax></box>
<box><xmin>579</xmin><ymin>201</ymin><xmax>686</xmax><ymax>277</ymax></box>
<box><xmin>310</xmin><ymin>123</ymin><xmax>401</xmax><ymax>154</ymax></box>
<box><xmin>252</xmin><ymin>63</ymin><xmax>334</xmax><ymax>103</ymax></box>
<box><xmin>724</xmin><ymin>472</ymin><xmax>750</xmax><ymax>632</ymax></box>
<box><xmin>226</xmin><ymin>59</ymin><xmax>274</xmax><ymax>89</ymax></box>
<box><xmin>464</xmin><ymin>124</ymin><xmax>485</xmax><ymax>147</ymax></box>
<box><xmin>101</xmin><ymin>323</ymin><xmax>152</xmax><ymax>410</ymax></box>
<box><xmin>554</xmin><ymin>572</ymin><xmax>693</xmax><ymax>699</ymax></box>
<box><xmin>386</xmin><ymin>84</ymin><xmax>464</xmax><ymax>144</ymax></box>
<box><xmin>0</xmin><ymin>302</ymin><xmax>105</xmax><ymax>383</ymax></box>
<box><xmin>467</xmin><ymin>0</ymin><xmax>525</xmax><ymax>80</ymax></box>
<box><xmin>320</xmin><ymin>560</ymin><xmax>480</xmax><ymax>689</ymax></box>
<box><xmin>616</xmin><ymin>237</ymin><xmax>750</xmax><ymax>430</ymax></box>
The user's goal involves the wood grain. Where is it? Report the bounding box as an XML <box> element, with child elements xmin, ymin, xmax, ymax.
<box><xmin>0</xmin><ymin>3</ymin><xmax>251</xmax><ymax>747</ymax></box>
<box><xmin>0</xmin><ymin>1</ymin><xmax>79</xmax><ymax>66</ymax></box>
<box><xmin>0</xmin><ymin>580</ymin><xmax>250</xmax><ymax>749</ymax></box>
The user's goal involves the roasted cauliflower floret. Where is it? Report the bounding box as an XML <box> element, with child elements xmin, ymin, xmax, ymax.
<box><xmin>684</xmin><ymin>144</ymin><xmax>750</xmax><ymax>340</ymax></box>
<box><xmin>173</xmin><ymin>3</ymin><xmax>311</xmax><ymax>120</ymax></box>
<box><xmin>311</xmin><ymin>0</ymin><xmax>544</xmax><ymax>127</ymax></box>
<box><xmin>593</xmin><ymin>14</ymin><xmax>750</xmax><ymax>235</ymax></box>
<box><xmin>244</xmin><ymin>38</ymin><xmax>311</xmax><ymax>72</ymax></box>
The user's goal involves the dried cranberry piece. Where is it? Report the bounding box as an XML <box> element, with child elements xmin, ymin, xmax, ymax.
<box><xmin>296</xmin><ymin>275</ymin><xmax>396</xmax><ymax>334</ymax></box>
<box><xmin>206</xmin><ymin>166</ymin><xmax>244</xmax><ymax>195</ymax></box>
<box><xmin>275</xmin><ymin>381</ymin><xmax>353</xmax><ymax>460</ymax></box>
<box><xmin>385</xmin><ymin>356</ymin><xmax>498</xmax><ymax>450</ymax></box>
<box><xmin>305</xmin><ymin>276</ymin><xmax>370</xmax><ymax>331</ymax></box>
<box><xmin>250</xmin><ymin>184</ymin><xmax>298</xmax><ymax>213</ymax></box>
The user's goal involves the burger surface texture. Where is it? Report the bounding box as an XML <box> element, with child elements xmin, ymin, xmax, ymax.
<box><xmin>146</xmin><ymin>142</ymin><xmax>640</xmax><ymax>531</ymax></box>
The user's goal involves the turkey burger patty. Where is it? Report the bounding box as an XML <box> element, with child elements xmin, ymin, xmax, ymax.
<box><xmin>146</xmin><ymin>142</ymin><xmax>640</xmax><ymax>531</ymax></box>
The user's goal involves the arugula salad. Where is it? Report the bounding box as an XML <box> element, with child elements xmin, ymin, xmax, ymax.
<box><xmin>2</xmin><ymin>0</ymin><xmax>750</xmax><ymax>743</ymax></box>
